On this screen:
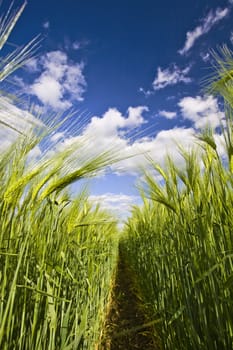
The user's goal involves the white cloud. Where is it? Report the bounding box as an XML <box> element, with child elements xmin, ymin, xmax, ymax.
<box><xmin>83</xmin><ymin>106</ymin><xmax>148</xmax><ymax>139</ymax></box>
<box><xmin>32</xmin><ymin>76</ymin><xmax>71</xmax><ymax>109</ymax></box>
<box><xmin>159</xmin><ymin>110</ymin><xmax>177</xmax><ymax>119</ymax></box>
<box><xmin>152</xmin><ymin>64</ymin><xmax>191</xmax><ymax>90</ymax></box>
<box><xmin>178</xmin><ymin>95</ymin><xmax>224</xmax><ymax>129</ymax></box>
<box><xmin>52</xmin><ymin>105</ymin><xmax>186</xmax><ymax>175</ymax></box>
<box><xmin>200</xmin><ymin>52</ymin><xmax>210</xmax><ymax>62</ymax></box>
<box><xmin>72</xmin><ymin>41</ymin><xmax>81</xmax><ymax>50</ymax></box>
<box><xmin>48</xmin><ymin>98</ymin><xmax>224</xmax><ymax>179</ymax></box>
<box><xmin>64</xmin><ymin>38</ymin><xmax>89</xmax><ymax>52</ymax></box>
<box><xmin>11</xmin><ymin>75</ymin><xmax>27</xmax><ymax>89</ymax></box>
<box><xmin>80</xmin><ymin>106</ymin><xmax>196</xmax><ymax>174</ymax></box>
<box><xmin>139</xmin><ymin>87</ymin><xmax>153</xmax><ymax>97</ymax></box>
<box><xmin>57</xmin><ymin>105</ymin><xmax>201</xmax><ymax>176</ymax></box>
<box><xmin>50</xmin><ymin>132</ymin><xmax>65</xmax><ymax>142</ymax></box>
<box><xmin>42</xmin><ymin>21</ymin><xmax>50</xmax><ymax>29</ymax></box>
<box><xmin>179</xmin><ymin>7</ymin><xmax>229</xmax><ymax>55</ymax></box>
<box><xmin>49</xmin><ymin>106</ymin><xmax>149</xmax><ymax>176</ymax></box>
<box><xmin>89</xmin><ymin>193</ymin><xmax>140</xmax><ymax>220</ymax></box>
<box><xmin>24</xmin><ymin>57</ymin><xmax>39</xmax><ymax>72</ymax></box>
<box><xmin>78</xmin><ymin>100</ymin><xmax>225</xmax><ymax>175</ymax></box>
<box><xmin>28</xmin><ymin>91</ymin><xmax>226</xmax><ymax>178</ymax></box>
<box><xmin>114</xmin><ymin>127</ymin><xmax>196</xmax><ymax>174</ymax></box>
<box><xmin>30</xmin><ymin>50</ymin><xmax>86</xmax><ymax>110</ymax></box>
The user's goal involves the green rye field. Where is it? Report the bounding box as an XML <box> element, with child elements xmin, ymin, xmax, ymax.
<box><xmin>1</xmin><ymin>3</ymin><xmax>233</xmax><ymax>349</ymax></box>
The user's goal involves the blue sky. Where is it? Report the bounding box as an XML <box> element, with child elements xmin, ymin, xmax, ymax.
<box><xmin>3</xmin><ymin>0</ymin><xmax>233</xmax><ymax>219</ymax></box>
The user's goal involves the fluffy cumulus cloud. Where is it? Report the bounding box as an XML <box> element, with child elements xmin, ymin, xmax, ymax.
<box><xmin>178</xmin><ymin>95</ymin><xmax>224</xmax><ymax>129</ymax></box>
<box><xmin>159</xmin><ymin>110</ymin><xmax>177</xmax><ymax>119</ymax></box>
<box><xmin>83</xmin><ymin>106</ymin><xmax>148</xmax><ymax>140</ymax></box>
<box><xmin>49</xmin><ymin>106</ymin><xmax>150</xmax><ymax>175</ymax></box>
<box><xmin>30</xmin><ymin>50</ymin><xmax>86</xmax><ymax>109</ymax></box>
<box><xmin>179</xmin><ymin>7</ymin><xmax>229</xmax><ymax>55</ymax></box>
<box><xmin>89</xmin><ymin>193</ymin><xmax>140</xmax><ymax>220</ymax></box>
<box><xmin>2</xmin><ymin>96</ymin><xmax>224</xmax><ymax>182</ymax></box>
<box><xmin>52</xmin><ymin>104</ymin><xmax>197</xmax><ymax>175</ymax></box>
<box><xmin>2</xmin><ymin>92</ymin><xmax>224</xmax><ymax>177</ymax></box>
<box><xmin>113</xmin><ymin>127</ymin><xmax>196</xmax><ymax>174</ymax></box>
<box><xmin>152</xmin><ymin>64</ymin><xmax>191</xmax><ymax>90</ymax></box>
<box><xmin>71</xmin><ymin>105</ymin><xmax>197</xmax><ymax>174</ymax></box>
<box><xmin>75</xmin><ymin>97</ymin><xmax>225</xmax><ymax>175</ymax></box>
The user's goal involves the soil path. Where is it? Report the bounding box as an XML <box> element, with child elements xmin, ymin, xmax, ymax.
<box><xmin>100</xmin><ymin>246</ymin><xmax>160</xmax><ymax>350</ymax></box>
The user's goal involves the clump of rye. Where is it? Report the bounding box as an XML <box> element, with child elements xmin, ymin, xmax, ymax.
<box><xmin>124</xmin><ymin>48</ymin><xmax>233</xmax><ymax>350</ymax></box>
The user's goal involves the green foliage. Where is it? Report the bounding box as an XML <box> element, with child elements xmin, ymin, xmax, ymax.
<box><xmin>0</xmin><ymin>130</ymin><xmax>120</xmax><ymax>350</ymax></box>
<box><xmin>0</xmin><ymin>139</ymin><xmax>119</xmax><ymax>349</ymax></box>
<box><xmin>125</xmin><ymin>138</ymin><xmax>233</xmax><ymax>349</ymax></box>
<box><xmin>0</xmin><ymin>125</ymin><xmax>120</xmax><ymax>350</ymax></box>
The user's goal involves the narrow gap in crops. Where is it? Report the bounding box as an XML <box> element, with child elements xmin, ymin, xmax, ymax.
<box><xmin>100</xmin><ymin>244</ymin><xmax>160</xmax><ymax>350</ymax></box>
